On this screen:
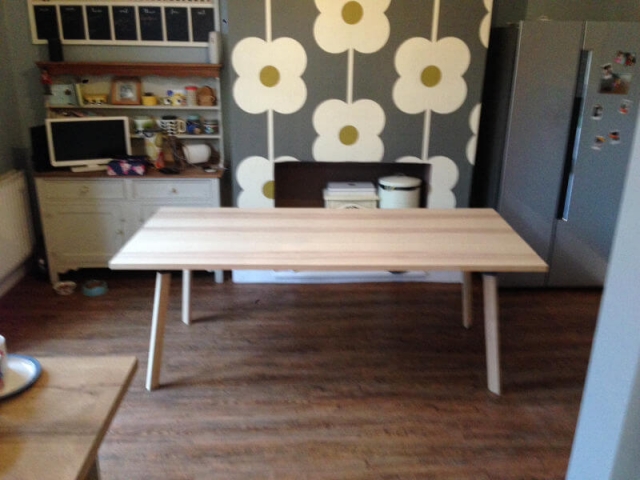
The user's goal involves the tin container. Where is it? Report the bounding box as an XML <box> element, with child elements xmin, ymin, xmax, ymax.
<box><xmin>185</xmin><ymin>86</ymin><xmax>198</xmax><ymax>106</ymax></box>
<box><xmin>203</xmin><ymin>118</ymin><xmax>219</xmax><ymax>135</ymax></box>
<box><xmin>377</xmin><ymin>175</ymin><xmax>421</xmax><ymax>209</ymax></box>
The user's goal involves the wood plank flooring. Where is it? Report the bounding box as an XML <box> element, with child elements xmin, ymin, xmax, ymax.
<box><xmin>0</xmin><ymin>270</ymin><xmax>600</xmax><ymax>479</ymax></box>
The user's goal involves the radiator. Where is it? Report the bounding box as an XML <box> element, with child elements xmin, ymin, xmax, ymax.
<box><xmin>0</xmin><ymin>170</ymin><xmax>35</xmax><ymax>282</ymax></box>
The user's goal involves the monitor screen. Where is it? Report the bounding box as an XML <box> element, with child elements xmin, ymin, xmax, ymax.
<box><xmin>46</xmin><ymin>116</ymin><xmax>132</xmax><ymax>172</ymax></box>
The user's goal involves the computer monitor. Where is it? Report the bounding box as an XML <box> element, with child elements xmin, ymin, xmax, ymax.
<box><xmin>45</xmin><ymin>116</ymin><xmax>132</xmax><ymax>172</ymax></box>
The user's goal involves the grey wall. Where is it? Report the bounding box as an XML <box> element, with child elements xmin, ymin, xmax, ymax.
<box><xmin>0</xmin><ymin>2</ymin><xmax>10</xmax><ymax>173</ymax></box>
<box><xmin>0</xmin><ymin>1</ymin><xmax>25</xmax><ymax>175</ymax></box>
<box><xmin>527</xmin><ymin>0</ymin><xmax>640</xmax><ymax>21</ymax></box>
<box><xmin>566</xmin><ymin>101</ymin><xmax>640</xmax><ymax>480</ymax></box>
<box><xmin>491</xmin><ymin>0</ymin><xmax>640</xmax><ymax>27</ymax></box>
<box><xmin>492</xmin><ymin>0</ymin><xmax>528</xmax><ymax>27</ymax></box>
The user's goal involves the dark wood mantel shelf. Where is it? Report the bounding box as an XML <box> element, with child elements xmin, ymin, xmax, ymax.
<box><xmin>35</xmin><ymin>61</ymin><xmax>222</xmax><ymax>78</ymax></box>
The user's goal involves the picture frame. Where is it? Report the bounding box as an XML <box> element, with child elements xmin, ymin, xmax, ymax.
<box><xmin>48</xmin><ymin>84</ymin><xmax>79</xmax><ymax>106</ymax></box>
<box><xmin>111</xmin><ymin>77</ymin><xmax>141</xmax><ymax>105</ymax></box>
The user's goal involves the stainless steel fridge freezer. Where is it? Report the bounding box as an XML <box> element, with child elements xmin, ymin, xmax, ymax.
<box><xmin>474</xmin><ymin>21</ymin><xmax>640</xmax><ymax>287</ymax></box>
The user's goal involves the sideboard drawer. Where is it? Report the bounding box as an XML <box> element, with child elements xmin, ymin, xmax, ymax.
<box><xmin>132</xmin><ymin>180</ymin><xmax>214</xmax><ymax>200</ymax></box>
<box><xmin>37</xmin><ymin>180</ymin><xmax>126</xmax><ymax>200</ymax></box>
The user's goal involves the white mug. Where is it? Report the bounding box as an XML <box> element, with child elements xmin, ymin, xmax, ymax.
<box><xmin>182</xmin><ymin>143</ymin><xmax>212</xmax><ymax>164</ymax></box>
<box><xmin>133</xmin><ymin>116</ymin><xmax>154</xmax><ymax>134</ymax></box>
<box><xmin>157</xmin><ymin>117</ymin><xmax>186</xmax><ymax>136</ymax></box>
<box><xmin>0</xmin><ymin>335</ymin><xmax>8</xmax><ymax>383</ymax></box>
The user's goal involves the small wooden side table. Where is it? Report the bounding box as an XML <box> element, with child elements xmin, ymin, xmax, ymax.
<box><xmin>0</xmin><ymin>356</ymin><xmax>137</xmax><ymax>479</ymax></box>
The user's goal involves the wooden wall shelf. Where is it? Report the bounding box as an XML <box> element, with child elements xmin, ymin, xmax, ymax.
<box><xmin>36</xmin><ymin>61</ymin><xmax>222</xmax><ymax>78</ymax></box>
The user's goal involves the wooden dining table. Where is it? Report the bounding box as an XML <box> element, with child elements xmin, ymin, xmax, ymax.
<box><xmin>0</xmin><ymin>355</ymin><xmax>137</xmax><ymax>480</ymax></box>
<box><xmin>109</xmin><ymin>207</ymin><xmax>547</xmax><ymax>395</ymax></box>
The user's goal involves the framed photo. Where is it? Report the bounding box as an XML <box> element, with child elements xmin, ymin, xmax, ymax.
<box><xmin>111</xmin><ymin>77</ymin><xmax>141</xmax><ymax>105</ymax></box>
<box><xmin>48</xmin><ymin>84</ymin><xmax>79</xmax><ymax>106</ymax></box>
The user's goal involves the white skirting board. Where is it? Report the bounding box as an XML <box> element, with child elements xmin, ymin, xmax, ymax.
<box><xmin>232</xmin><ymin>270</ymin><xmax>462</xmax><ymax>284</ymax></box>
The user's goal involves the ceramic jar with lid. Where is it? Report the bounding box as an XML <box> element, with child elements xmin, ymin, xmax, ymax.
<box><xmin>185</xmin><ymin>86</ymin><xmax>198</xmax><ymax>106</ymax></box>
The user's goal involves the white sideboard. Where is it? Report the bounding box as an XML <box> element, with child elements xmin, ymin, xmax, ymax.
<box><xmin>35</xmin><ymin>171</ymin><xmax>222</xmax><ymax>284</ymax></box>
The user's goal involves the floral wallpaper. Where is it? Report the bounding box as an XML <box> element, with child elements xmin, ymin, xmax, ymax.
<box><xmin>228</xmin><ymin>0</ymin><xmax>492</xmax><ymax>208</ymax></box>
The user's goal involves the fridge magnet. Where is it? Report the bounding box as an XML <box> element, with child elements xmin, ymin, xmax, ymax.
<box><xmin>619</xmin><ymin>99</ymin><xmax>632</xmax><ymax>115</ymax></box>
<box><xmin>592</xmin><ymin>136</ymin><xmax>606</xmax><ymax>151</ymax></box>
<box><xmin>599</xmin><ymin>64</ymin><xmax>632</xmax><ymax>95</ymax></box>
<box><xmin>599</xmin><ymin>64</ymin><xmax>616</xmax><ymax>92</ymax></box>
<box><xmin>616</xmin><ymin>74</ymin><xmax>633</xmax><ymax>94</ymax></box>
<box><xmin>609</xmin><ymin>131</ymin><xmax>621</xmax><ymax>144</ymax></box>
<box><xmin>615</xmin><ymin>51</ymin><xmax>636</xmax><ymax>67</ymax></box>
<box><xmin>591</xmin><ymin>104</ymin><xmax>604</xmax><ymax>120</ymax></box>
<box><xmin>626</xmin><ymin>53</ymin><xmax>637</xmax><ymax>66</ymax></box>
<box><xmin>40</xmin><ymin>69</ymin><xmax>52</xmax><ymax>95</ymax></box>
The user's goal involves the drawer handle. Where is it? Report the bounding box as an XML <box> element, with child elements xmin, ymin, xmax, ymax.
<box><xmin>171</xmin><ymin>188</ymin><xmax>178</xmax><ymax>194</ymax></box>
<box><xmin>79</xmin><ymin>186</ymin><xmax>89</xmax><ymax>194</ymax></box>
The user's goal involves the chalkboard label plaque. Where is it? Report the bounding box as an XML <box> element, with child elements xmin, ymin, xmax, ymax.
<box><xmin>87</xmin><ymin>6</ymin><xmax>111</xmax><ymax>41</ymax></box>
<box><xmin>139</xmin><ymin>7</ymin><xmax>163</xmax><ymax>41</ymax></box>
<box><xmin>166</xmin><ymin>7</ymin><xmax>189</xmax><ymax>42</ymax></box>
<box><xmin>60</xmin><ymin>6</ymin><xmax>86</xmax><ymax>40</ymax></box>
<box><xmin>33</xmin><ymin>5</ymin><xmax>59</xmax><ymax>40</ymax></box>
<box><xmin>113</xmin><ymin>6</ymin><xmax>137</xmax><ymax>41</ymax></box>
<box><xmin>191</xmin><ymin>7</ymin><xmax>215</xmax><ymax>43</ymax></box>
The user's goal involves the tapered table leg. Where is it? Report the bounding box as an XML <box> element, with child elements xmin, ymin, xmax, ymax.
<box><xmin>146</xmin><ymin>272</ymin><xmax>171</xmax><ymax>391</ymax></box>
<box><xmin>482</xmin><ymin>273</ymin><xmax>501</xmax><ymax>395</ymax></box>
<box><xmin>214</xmin><ymin>269</ymin><xmax>223</xmax><ymax>283</ymax></box>
<box><xmin>85</xmin><ymin>458</ymin><xmax>100</xmax><ymax>479</ymax></box>
<box><xmin>462</xmin><ymin>272</ymin><xmax>473</xmax><ymax>329</ymax></box>
<box><xmin>182</xmin><ymin>270</ymin><xmax>191</xmax><ymax>325</ymax></box>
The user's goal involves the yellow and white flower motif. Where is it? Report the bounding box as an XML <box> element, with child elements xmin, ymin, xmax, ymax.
<box><xmin>466</xmin><ymin>104</ymin><xmax>481</xmax><ymax>165</ymax></box>
<box><xmin>480</xmin><ymin>0</ymin><xmax>493</xmax><ymax>48</ymax></box>
<box><xmin>393</xmin><ymin>37</ymin><xmax>471</xmax><ymax>114</ymax></box>
<box><xmin>314</xmin><ymin>0</ymin><xmax>391</xmax><ymax>54</ymax></box>
<box><xmin>236</xmin><ymin>156</ymin><xmax>275</xmax><ymax>208</ymax></box>
<box><xmin>428</xmin><ymin>155</ymin><xmax>459</xmax><ymax>208</ymax></box>
<box><xmin>236</xmin><ymin>156</ymin><xmax>299</xmax><ymax>208</ymax></box>
<box><xmin>396</xmin><ymin>155</ymin><xmax>459</xmax><ymax>208</ymax></box>
<box><xmin>313</xmin><ymin>99</ymin><xmax>385</xmax><ymax>162</ymax></box>
<box><xmin>232</xmin><ymin>37</ymin><xmax>307</xmax><ymax>115</ymax></box>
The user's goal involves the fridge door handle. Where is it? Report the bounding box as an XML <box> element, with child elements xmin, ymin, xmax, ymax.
<box><xmin>558</xmin><ymin>49</ymin><xmax>593</xmax><ymax>221</ymax></box>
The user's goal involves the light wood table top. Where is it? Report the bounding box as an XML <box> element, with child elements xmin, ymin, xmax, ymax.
<box><xmin>0</xmin><ymin>356</ymin><xmax>137</xmax><ymax>480</ymax></box>
<box><xmin>109</xmin><ymin>207</ymin><xmax>547</xmax><ymax>273</ymax></box>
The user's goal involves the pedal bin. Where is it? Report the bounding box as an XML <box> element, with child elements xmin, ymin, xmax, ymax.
<box><xmin>377</xmin><ymin>175</ymin><xmax>421</xmax><ymax>208</ymax></box>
